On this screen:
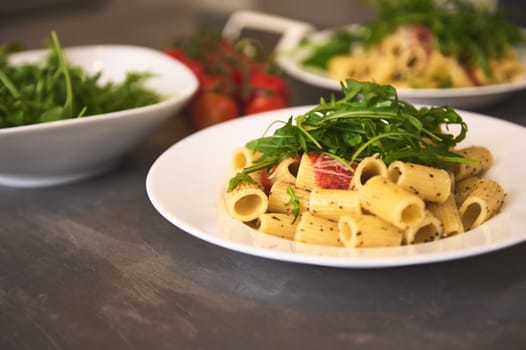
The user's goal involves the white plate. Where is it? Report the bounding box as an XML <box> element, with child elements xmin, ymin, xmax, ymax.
<box><xmin>0</xmin><ymin>45</ymin><xmax>198</xmax><ymax>187</ymax></box>
<box><xmin>146</xmin><ymin>106</ymin><xmax>526</xmax><ymax>268</ymax></box>
<box><xmin>276</xmin><ymin>29</ymin><xmax>526</xmax><ymax>110</ymax></box>
<box><xmin>222</xmin><ymin>11</ymin><xmax>526</xmax><ymax>110</ymax></box>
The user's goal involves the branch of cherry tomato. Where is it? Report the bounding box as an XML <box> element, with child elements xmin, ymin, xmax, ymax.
<box><xmin>164</xmin><ymin>31</ymin><xmax>289</xmax><ymax>130</ymax></box>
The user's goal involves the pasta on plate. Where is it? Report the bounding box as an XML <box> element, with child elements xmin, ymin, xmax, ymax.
<box><xmin>224</xmin><ymin>148</ymin><xmax>504</xmax><ymax>248</ymax></box>
<box><xmin>222</xmin><ymin>79</ymin><xmax>506</xmax><ymax>248</ymax></box>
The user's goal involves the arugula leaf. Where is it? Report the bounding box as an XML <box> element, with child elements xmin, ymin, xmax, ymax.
<box><xmin>227</xmin><ymin>172</ymin><xmax>255</xmax><ymax>192</ymax></box>
<box><xmin>228</xmin><ymin>79</ymin><xmax>472</xmax><ymax>190</ymax></box>
<box><xmin>284</xmin><ymin>185</ymin><xmax>302</xmax><ymax>224</ymax></box>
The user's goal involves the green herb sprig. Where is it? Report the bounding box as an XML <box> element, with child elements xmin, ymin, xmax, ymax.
<box><xmin>228</xmin><ymin>79</ymin><xmax>472</xmax><ymax>191</ymax></box>
<box><xmin>284</xmin><ymin>185</ymin><xmax>303</xmax><ymax>224</ymax></box>
<box><xmin>302</xmin><ymin>0</ymin><xmax>526</xmax><ymax>74</ymax></box>
<box><xmin>0</xmin><ymin>31</ymin><xmax>161</xmax><ymax>128</ymax></box>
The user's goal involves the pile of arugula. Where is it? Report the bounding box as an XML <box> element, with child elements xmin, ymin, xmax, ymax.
<box><xmin>301</xmin><ymin>0</ymin><xmax>526</xmax><ymax>75</ymax></box>
<box><xmin>0</xmin><ymin>32</ymin><xmax>161</xmax><ymax>128</ymax></box>
<box><xmin>228</xmin><ymin>79</ymin><xmax>471</xmax><ymax>191</ymax></box>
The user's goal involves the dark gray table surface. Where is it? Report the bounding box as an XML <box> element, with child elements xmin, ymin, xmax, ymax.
<box><xmin>1</xmin><ymin>19</ymin><xmax>526</xmax><ymax>345</ymax></box>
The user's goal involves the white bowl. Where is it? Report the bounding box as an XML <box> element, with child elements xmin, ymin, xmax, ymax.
<box><xmin>0</xmin><ymin>45</ymin><xmax>198</xmax><ymax>188</ymax></box>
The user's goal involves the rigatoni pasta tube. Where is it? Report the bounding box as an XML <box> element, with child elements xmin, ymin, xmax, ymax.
<box><xmin>459</xmin><ymin>179</ymin><xmax>506</xmax><ymax>230</ymax></box>
<box><xmin>231</xmin><ymin>147</ymin><xmax>260</xmax><ymax>172</ymax></box>
<box><xmin>350</xmin><ymin>156</ymin><xmax>387</xmax><ymax>190</ymax></box>
<box><xmin>309</xmin><ymin>188</ymin><xmax>361</xmax><ymax>221</ymax></box>
<box><xmin>294</xmin><ymin>212</ymin><xmax>341</xmax><ymax>247</ymax></box>
<box><xmin>256</xmin><ymin>213</ymin><xmax>298</xmax><ymax>240</ymax></box>
<box><xmin>268</xmin><ymin>156</ymin><xmax>299</xmax><ymax>185</ymax></box>
<box><xmin>268</xmin><ymin>181</ymin><xmax>310</xmax><ymax>215</ymax></box>
<box><xmin>358</xmin><ymin>175</ymin><xmax>425</xmax><ymax>230</ymax></box>
<box><xmin>224</xmin><ymin>182</ymin><xmax>268</xmax><ymax>222</ymax></box>
<box><xmin>338</xmin><ymin>214</ymin><xmax>403</xmax><ymax>248</ymax></box>
<box><xmin>387</xmin><ymin>161</ymin><xmax>451</xmax><ymax>203</ymax></box>
<box><xmin>427</xmin><ymin>194</ymin><xmax>464</xmax><ymax>237</ymax></box>
<box><xmin>450</xmin><ymin>146</ymin><xmax>493</xmax><ymax>181</ymax></box>
<box><xmin>295</xmin><ymin>152</ymin><xmax>316</xmax><ymax>190</ymax></box>
<box><xmin>454</xmin><ymin>176</ymin><xmax>480</xmax><ymax>206</ymax></box>
<box><xmin>404</xmin><ymin>211</ymin><xmax>443</xmax><ymax>244</ymax></box>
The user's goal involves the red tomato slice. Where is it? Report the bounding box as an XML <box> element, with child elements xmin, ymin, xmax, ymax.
<box><xmin>309</xmin><ymin>153</ymin><xmax>358</xmax><ymax>189</ymax></box>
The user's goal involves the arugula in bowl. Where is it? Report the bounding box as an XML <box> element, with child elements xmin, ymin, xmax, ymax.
<box><xmin>0</xmin><ymin>32</ymin><xmax>161</xmax><ymax>129</ymax></box>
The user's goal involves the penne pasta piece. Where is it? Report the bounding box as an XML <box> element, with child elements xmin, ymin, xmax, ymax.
<box><xmin>358</xmin><ymin>175</ymin><xmax>425</xmax><ymax>230</ymax></box>
<box><xmin>448</xmin><ymin>170</ymin><xmax>456</xmax><ymax>193</ymax></box>
<box><xmin>450</xmin><ymin>146</ymin><xmax>493</xmax><ymax>181</ymax></box>
<box><xmin>474</xmin><ymin>49</ymin><xmax>525</xmax><ymax>84</ymax></box>
<box><xmin>427</xmin><ymin>194</ymin><xmax>464</xmax><ymax>237</ymax></box>
<box><xmin>420</xmin><ymin>51</ymin><xmax>473</xmax><ymax>88</ymax></box>
<box><xmin>256</xmin><ymin>213</ymin><xmax>299</xmax><ymax>240</ymax></box>
<box><xmin>350</xmin><ymin>156</ymin><xmax>387</xmax><ymax>190</ymax></box>
<box><xmin>295</xmin><ymin>152</ymin><xmax>316</xmax><ymax>190</ymax></box>
<box><xmin>399</xmin><ymin>45</ymin><xmax>428</xmax><ymax>75</ymax></box>
<box><xmin>268</xmin><ymin>181</ymin><xmax>311</xmax><ymax>215</ymax></box>
<box><xmin>247</xmin><ymin>169</ymin><xmax>266</xmax><ymax>189</ymax></box>
<box><xmin>381</xmin><ymin>34</ymin><xmax>404</xmax><ymax>58</ymax></box>
<box><xmin>445</xmin><ymin>56</ymin><xmax>476</xmax><ymax>87</ymax></box>
<box><xmin>225</xmin><ymin>181</ymin><xmax>268</xmax><ymax>222</ymax></box>
<box><xmin>387</xmin><ymin>161</ymin><xmax>451</xmax><ymax>203</ymax></box>
<box><xmin>491</xmin><ymin>54</ymin><xmax>525</xmax><ymax>83</ymax></box>
<box><xmin>294</xmin><ymin>212</ymin><xmax>341</xmax><ymax>247</ymax></box>
<box><xmin>268</xmin><ymin>156</ymin><xmax>300</xmax><ymax>185</ymax></box>
<box><xmin>404</xmin><ymin>211</ymin><xmax>443</xmax><ymax>244</ymax></box>
<box><xmin>454</xmin><ymin>175</ymin><xmax>480</xmax><ymax>206</ymax></box>
<box><xmin>369</xmin><ymin>55</ymin><xmax>398</xmax><ymax>84</ymax></box>
<box><xmin>328</xmin><ymin>55</ymin><xmax>368</xmax><ymax>82</ymax></box>
<box><xmin>231</xmin><ymin>147</ymin><xmax>261</xmax><ymax>172</ymax></box>
<box><xmin>309</xmin><ymin>188</ymin><xmax>361</xmax><ymax>221</ymax></box>
<box><xmin>338</xmin><ymin>213</ymin><xmax>403</xmax><ymax>248</ymax></box>
<box><xmin>459</xmin><ymin>179</ymin><xmax>506</xmax><ymax>230</ymax></box>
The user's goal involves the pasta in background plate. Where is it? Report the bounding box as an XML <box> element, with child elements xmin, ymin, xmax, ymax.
<box><xmin>326</xmin><ymin>25</ymin><xmax>525</xmax><ymax>89</ymax></box>
<box><xmin>300</xmin><ymin>0</ymin><xmax>526</xmax><ymax>89</ymax></box>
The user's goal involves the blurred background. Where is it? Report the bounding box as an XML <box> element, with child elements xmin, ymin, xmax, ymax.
<box><xmin>1</xmin><ymin>0</ymin><xmax>524</xmax><ymax>50</ymax></box>
<box><xmin>0</xmin><ymin>0</ymin><xmax>375</xmax><ymax>50</ymax></box>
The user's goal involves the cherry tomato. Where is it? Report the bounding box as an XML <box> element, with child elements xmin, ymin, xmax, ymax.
<box><xmin>165</xmin><ymin>34</ymin><xmax>290</xmax><ymax>127</ymax></box>
<box><xmin>200</xmin><ymin>74</ymin><xmax>238</xmax><ymax>96</ymax></box>
<box><xmin>164</xmin><ymin>49</ymin><xmax>204</xmax><ymax>81</ymax></box>
<box><xmin>164</xmin><ymin>48</ymin><xmax>187</xmax><ymax>61</ymax></box>
<box><xmin>244</xmin><ymin>94</ymin><xmax>286</xmax><ymax>115</ymax></box>
<box><xmin>190</xmin><ymin>92</ymin><xmax>239</xmax><ymax>130</ymax></box>
<box><xmin>249</xmin><ymin>72</ymin><xmax>288</xmax><ymax>100</ymax></box>
<box><xmin>184</xmin><ymin>60</ymin><xmax>205</xmax><ymax>82</ymax></box>
<box><xmin>204</xmin><ymin>53</ymin><xmax>244</xmax><ymax>87</ymax></box>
